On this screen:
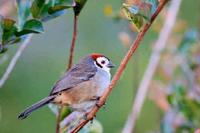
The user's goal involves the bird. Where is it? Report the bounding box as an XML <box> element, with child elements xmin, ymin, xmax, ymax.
<box><xmin>18</xmin><ymin>53</ymin><xmax>115</xmax><ymax>120</ymax></box>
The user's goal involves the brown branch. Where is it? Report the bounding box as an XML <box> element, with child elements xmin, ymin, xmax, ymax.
<box><xmin>55</xmin><ymin>15</ymin><xmax>79</xmax><ymax>133</ymax></box>
<box><xmin>71</xmin><ymin>1</ymin><xmax>169</xmax><ymax>132</ymax></box>
<box><xmin>122</xmin><ymin>0</ymin><xmax>182</xmax><ymax>132</ymax></box>
<box><xmin>67</xmin><ymin>15</ymin><xmax>78</xmax><ymax>69</ymax></box>
<box><xmin>55</xmin><ymin>107</ymin><xmax>62</xmax><ymax>133</ymax></box>
<box><xmin>0</xmin><ymin>34</ymin><xmax>33</xmax><ymax>88</ymax></box>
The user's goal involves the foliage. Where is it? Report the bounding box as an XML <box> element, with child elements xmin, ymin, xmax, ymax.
<box><xmin>0</xmin><ymin>0</ymin><xmax>89</xmax><ymax>54</ymax></box>
<box><xmin>151</xmin><ymin>29</ymin><xmax>200</xmax><ymax>133</ymax></box>
<box><xmin>122</xmin><ymin>0</ymin><xmax>158</xmax><ymax>31</ymax></box>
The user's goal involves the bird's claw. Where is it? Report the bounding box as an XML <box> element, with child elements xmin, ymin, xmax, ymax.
<box><xmin>83</xmin><ymin>113</ymin><xmax>96</xmax><ymax>122</ymax></box>
<box><xmin>90</xmin><ymin>96</ymin><xmax>100</xmax><ymax>101</ymax></box>
<box><xmin>95</xmin><ymin>100</ymin><xmax>106</xmax><ymax>108</ymax></box>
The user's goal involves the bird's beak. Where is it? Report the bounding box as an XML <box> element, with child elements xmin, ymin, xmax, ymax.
<box><xmin>107</xmin><ymin>61</ymin><xmax>115</xmax><ymax>68</ymax></box>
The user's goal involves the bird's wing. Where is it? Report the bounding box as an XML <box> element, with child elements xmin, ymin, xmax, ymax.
<box><xmin>50</xmin><ymin>59</ymin><xmax>97</xmax><ymax>95</ymax></box>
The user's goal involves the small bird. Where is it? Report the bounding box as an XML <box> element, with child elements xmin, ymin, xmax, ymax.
<box><xmin>18</xmin><ymin>53</ymin><xmax>115</xmax><ymax>119</ymax></box>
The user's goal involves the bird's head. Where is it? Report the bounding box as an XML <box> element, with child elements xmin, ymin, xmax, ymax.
<box><xmin>90</xmin><ymin>53</ymin><xmax>115</xmax><ymax>73</ymax></box>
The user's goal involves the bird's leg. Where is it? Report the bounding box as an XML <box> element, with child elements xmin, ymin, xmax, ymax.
<box><xmin>90</xmin><ymin>96</ymin><xmax>106</xmax><ymax>108</ymax></box>
<box><xmin>83</xmin><ymin>112</ymin><xmax>96</xmax><ymax>120</ymax></box>
<box><xmin>90</xmin><ymin>96</ymin><xmax>100</xmax><ymax>101</ymax></box>
<box><xmin>95</xmin><ymin>99</ymin><xmax>106</xmax><ymax>109</ymax></box>
<box><xmin>83</xmin><ymin>113</ymin><xmax>88</xmax><ymax>120</ymax></box>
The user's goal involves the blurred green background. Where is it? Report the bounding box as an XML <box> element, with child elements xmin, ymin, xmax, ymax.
<box><xmin>0</xmin><ymin>0</ymin><xmax>199</xmax><ymax>133</ymax></box>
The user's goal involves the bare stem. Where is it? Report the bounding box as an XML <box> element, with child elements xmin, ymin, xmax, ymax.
<box><xmin>122</xmin><ymin>0</ymin><xmax>182</xmax><ymax>132</ymax></box>
<box><xmin>0</xmin><ymin>34</ymin><xmax>33</xmax><ymax>89</ymax></box>
<box><xmin>55</xmin><ymin>15</ymin><xmax>78</xmax><ymax>133</ymax></box>
<box><xmin>71</xmin><ymin>1</ymin><xmax>169</xmax><ymax>133</ymax></box>
<box><xmin>67</xmin><ymin>15</ymin><xmax>78</xmax><ymax>69</ymax></box>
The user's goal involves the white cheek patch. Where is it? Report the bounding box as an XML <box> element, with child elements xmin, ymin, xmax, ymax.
<box><xmin>96</xmin><ymin>57</ymin><xmax>108</xmax><ymax>66</ymax></box>
<box><xmin>96</xmin><ymin>57</ymin><xmax>110</xmax><ymax>74</ymax></box>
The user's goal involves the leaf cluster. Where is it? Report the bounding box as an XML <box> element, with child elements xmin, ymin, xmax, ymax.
<box><xmin>0</xmin><ymin>0</ymin><xmax>87</xmax><ymax>54</ymax></box>
<box><xmin>154</xmin><ymin>29</ymin><xmax>200</xmax><ymax>133</ymax></box>
<box><xmin>122</xmin><ymin>0</ymin><xmax>158</xmax><ymax>31</ymax></box>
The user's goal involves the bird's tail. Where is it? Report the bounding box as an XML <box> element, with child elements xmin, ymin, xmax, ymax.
<box><xmin>18</xmin><ymin>95</ymin><xmax>56</xmax><ymax>120</ymax></box>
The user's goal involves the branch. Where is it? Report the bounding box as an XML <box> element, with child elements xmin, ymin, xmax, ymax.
<box><xmin>55</xmin><ymin>15</ymin><xmax>78</xmax><ymax>133</ymax></box>
<box><xmin>71</xmin><ymin>1</ymin><xmax>169</xmax><ymax>132</ymax></box>
<box><xmin>0</xmin><ymin>34</ymin><xmax>33</xmax><ymax>88</ymax></box>
<box><xmin>67</xmin><ymin>15</ymin><xmax>78</xmax><ymax>69</ymax></box>
<box><xmin>122</xmin><ymin>0</ymin><xmax>182</xmax><ymax>132</ymax></box>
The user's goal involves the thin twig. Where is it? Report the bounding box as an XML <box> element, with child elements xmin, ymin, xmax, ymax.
<box><xmin>122</xmin><ymin>0</ymin><xmax>182</xmax><ymax>132</ymax></box>
<box><xmin>68</xmin><ymin>15</ymin><xmax>78</xmax><ymax>69</ymax></box>
<box><xmin>56</xmin><ymin>107</ymin><xmax>62</xmax><ymax>133</ymax></box>
<box><xmin>0</xmin><ymin>34</ymin><xmax>33</xmax><ymax>88</ymax></box>
<box><xmin>55</xmin><ymin>15</ymin><xmax>79</xmax><ymax>133</ymax></box>
<box><xmin>71</xmin><ymin>1</ymin><xmax>169</xmax><ymax>133</ymax></box>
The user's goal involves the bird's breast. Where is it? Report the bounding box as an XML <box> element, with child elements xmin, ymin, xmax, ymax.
<box><xmin>93</xmin><ymin>69</ymin><xmax>111</xmax><ymax>96</ymax></box>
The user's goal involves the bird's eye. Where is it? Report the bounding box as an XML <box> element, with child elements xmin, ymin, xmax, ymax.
<box><xmin>101</xmin><ymin>60</ymin><xmax>105</xmax><ymax>64</ymax></box>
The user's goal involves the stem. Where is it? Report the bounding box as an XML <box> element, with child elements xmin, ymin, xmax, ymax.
<box><xmin>55</xmin><ymin>15</ymin><xmax>78</xmax><ymax>133</ymax></box>
<box><xmin>71</xmin><ymin>1</ymin><xmax>169</xmax><ymax>132</ymax></box>
<box><xmin>122</xmin><ymin>0</ymin><xmax>182</xmax><ymax>132</ymax></box>
<box><xmin>55</xmin><ymin>107</ymin><xmax>62</xmax><ymax>133</ymax></box>
<box><xmin>68</xmin><ymin>15</ymin><xmax>78</xmax><ymax>69</ymax></box>
<box><xmin>0</xmin><ymin>34</ymin><xmax>33</xmax><ymax>88</ymax></box>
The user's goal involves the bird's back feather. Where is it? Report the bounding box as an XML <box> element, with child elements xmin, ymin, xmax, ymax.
<box><xmin>50</xmin><ymin>56</ymin><xmax>97</xmax><ymax>95</ymax></box>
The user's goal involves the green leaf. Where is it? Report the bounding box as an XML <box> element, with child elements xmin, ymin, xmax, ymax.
<box><xmin>31</xmin><ymin>0</ymin><xmax>46</xmax><ymax>18</ymax></box>
<box><xmin>2</xmin><ymin>18</ymin><xmax>16</xmax><ymax>31</ymax></box>
<box><xmin>74</xmin><ymin>0</ymin><xmax>87</xmax><ymax>16</ymax></box>
<box><xmin>17</xmin><ymin>0</ymin><xmax>31</xmax><ymax>30</ymax></box>
<box><xmin>1</xmin><ymin>18</ymin><xmax>17</xmax><ymax>44</ymax></box>
<box><xmin>122</xmin><ymin>1</ymin><xmax>153</xmax><ymax>31</ymax></box>
<box><xmin>60</xmin><ymin>106</ymin><xmax>71</xmax><ymax>120</ymax></box>
<box><xmin>41</xmin><ymin>9</ymin><xmax>66</xmax><ymax>22</ymax></box>
<box><xmin>48</xmin><ymin>4</ymin><xmax>74</xmax><ymax>14</ymax></box>
<box><xmin>16</xmin><ymin>19</ymin><xmax>44</xmax><ymax>36</ymax></box>
<box><xmin>123</xmin><ymin>4</ymin><xmax>144</xmax><ymax>31</ymax></box>
<box><xmin>48</xmin><ymin>0</ymin><xmax>75</xmax><ymax>14</ymax></box>
<box><xmin>178</xmin><ymin>29</ymin><xmax>198</xmax><ymax>53</ymax></box>
<box><xmin>23</xmin><ymin>19</ymin><xmax>44</xmax><ymax>33</ymax></box>
<box><xmin>40</xmin><ymin>0</ymin><xmax>75</xmax><ymax>22</ymax></box>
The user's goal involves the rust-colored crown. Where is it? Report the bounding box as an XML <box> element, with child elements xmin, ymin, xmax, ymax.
<box><xmin>90</xmin><ymin>53</ymin><xmax>105</xmax><ymax>60</ymax></box>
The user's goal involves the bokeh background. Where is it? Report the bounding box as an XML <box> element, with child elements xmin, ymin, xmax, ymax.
<box><xmin>0</xmin><ymin>0</ymin><xmax>199</xmax><ymax>133</ymax></box>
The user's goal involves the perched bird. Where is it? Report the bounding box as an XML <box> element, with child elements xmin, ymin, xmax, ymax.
<box><xmin>18</xmin><ymin>53</ymin><xmax>115</xmax><ymax>120</ymax></box>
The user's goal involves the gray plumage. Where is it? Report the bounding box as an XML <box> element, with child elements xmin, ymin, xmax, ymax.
<box><xmin>50</xmin><ymin>56</ymin><xmax>97</xmax><ymax>94</ymax></box>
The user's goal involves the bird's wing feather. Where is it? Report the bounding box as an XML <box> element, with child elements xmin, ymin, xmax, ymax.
<box><xmin>50</xmin><ymin>57</ymin><xmax>97</xmax><ymax>95</ymax></box>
